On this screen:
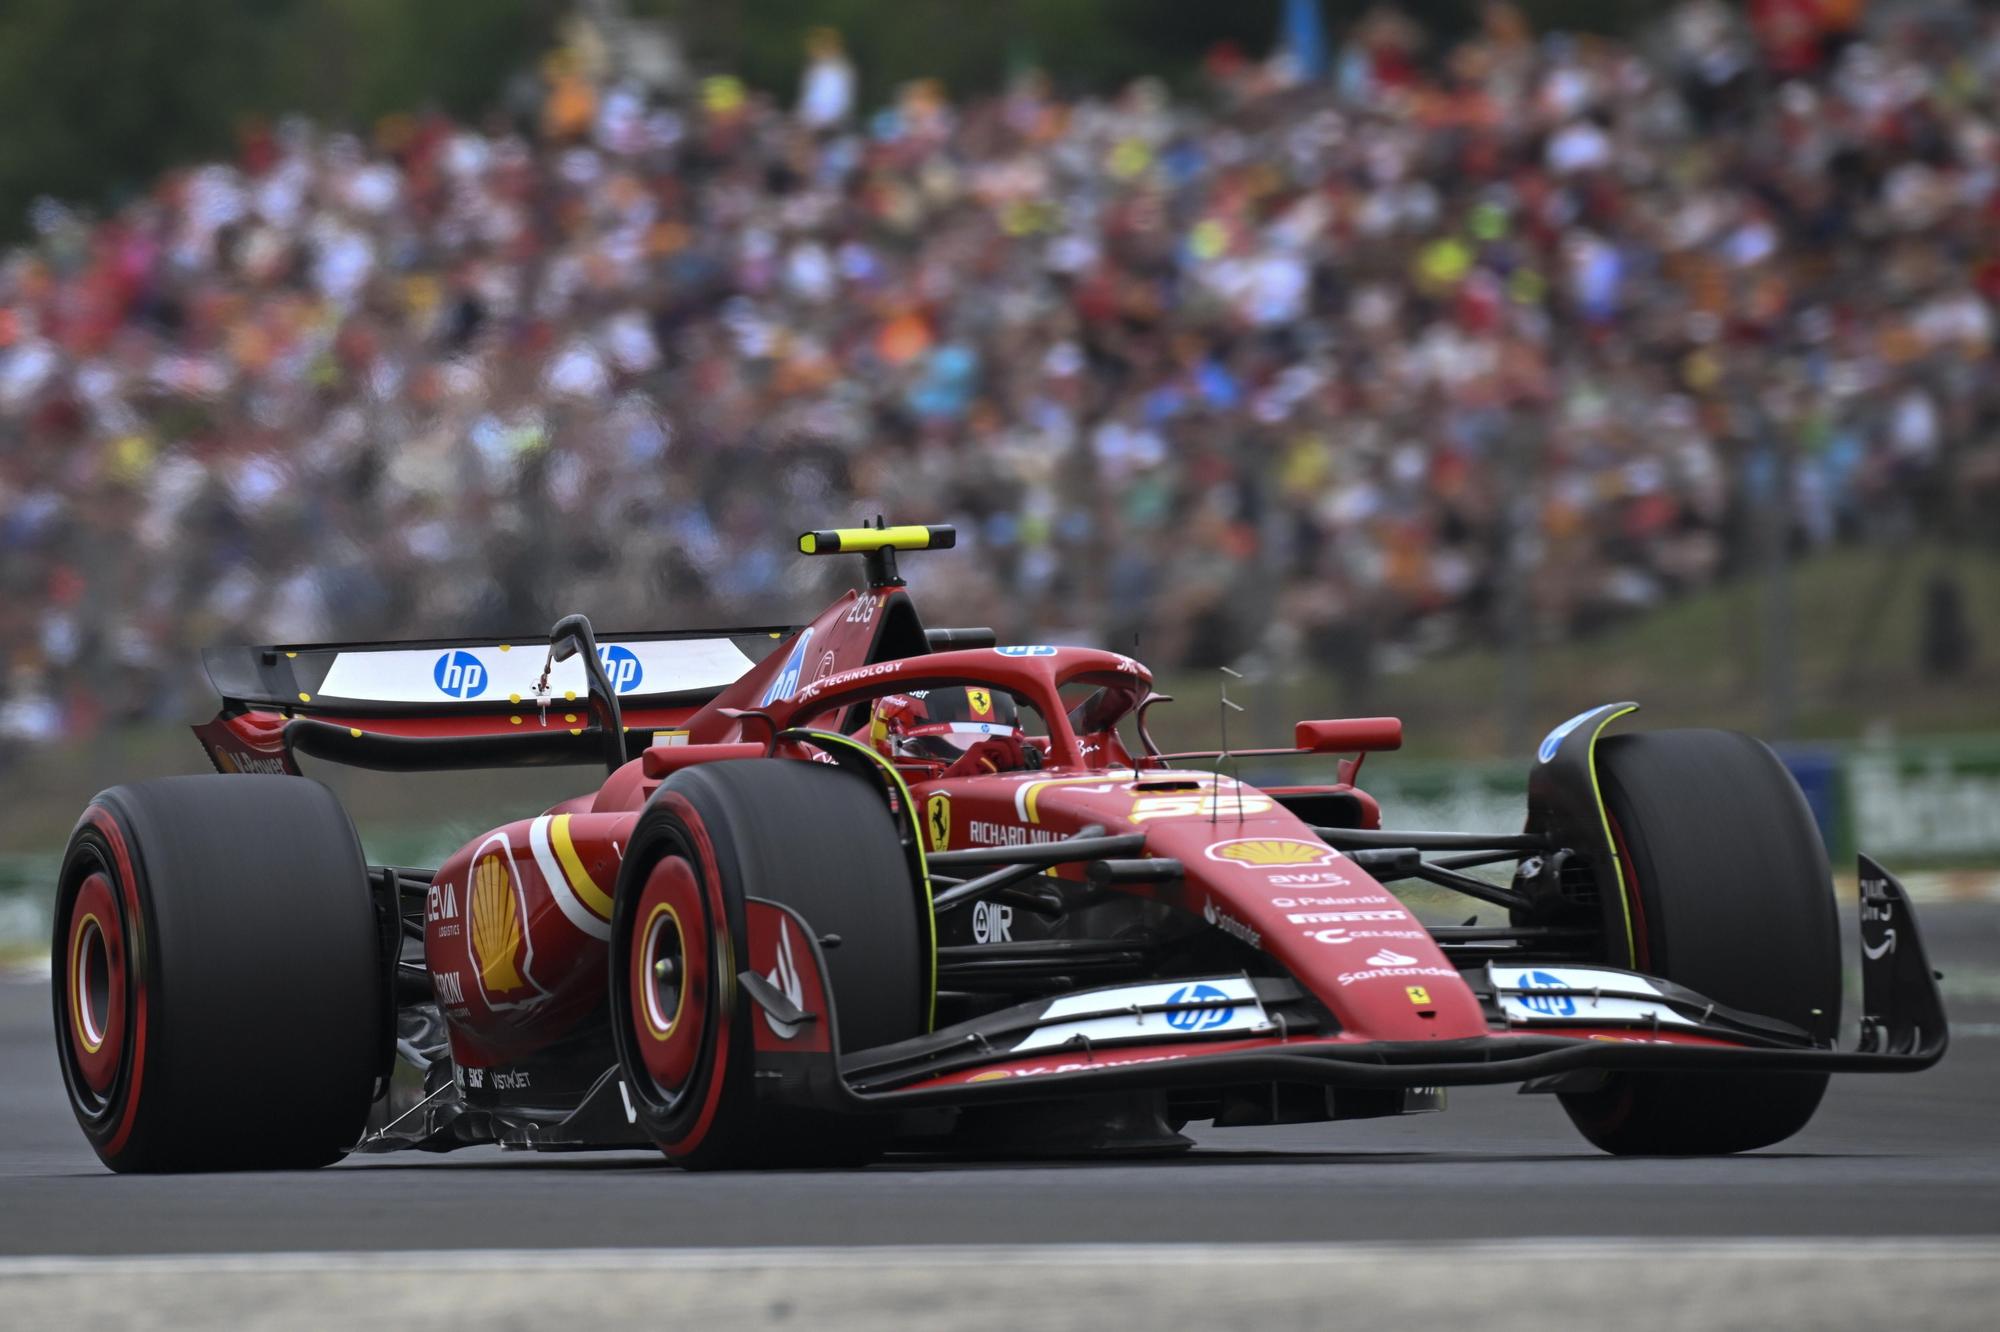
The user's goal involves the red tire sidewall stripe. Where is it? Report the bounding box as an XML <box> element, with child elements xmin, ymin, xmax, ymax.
<box><xmin>630</xmin><ymin>857</ymin><xmax>707</xmax><ymax>1092</ymax></box>
<box><xmin>651</xmin><ymin>792</ymin><xmax>737</xmax><ymax>1157</ymax></box>
<box><xmin>65</xmin><ymin>873</ymin><xmax>126</xmax><ymax>1095</ymax></box>
<box><xmin>84</xmin><ymin>807</ymin><xmax>149</xmax><ymax>1157</ymax></box>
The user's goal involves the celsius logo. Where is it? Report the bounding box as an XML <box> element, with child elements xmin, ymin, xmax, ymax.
<box><xmin>759</xmin><ymin>628</ymin><xmax>815</xmax><ymax>707</ymax></box>
<box><xmin>597</xmin><ymin>644</ymin><xmax>643</xmax><ymax>694</ymax></box>
<box><xmin>433</xmin><ymin>650</ymin><xmax>487</xmax><ymax>699</ymax></box>
<box><xmin>1165</xmin><ymin>983</ymin><xmax>1233</xmax><ymax>1032</ymax></box>
<box><xmin>1518</xmin><ymin>970</ymin><xmax>1577</xmax><ymax>1017</ymax></box>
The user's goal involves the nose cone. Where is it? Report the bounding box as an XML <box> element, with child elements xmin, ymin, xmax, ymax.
<box><xmin>1142</xmin><ymin>812</ymin><xmax>1490</xmax><ymax>1041</ymax></box>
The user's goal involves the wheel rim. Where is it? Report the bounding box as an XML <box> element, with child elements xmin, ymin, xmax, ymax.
<box><xmin>629</xmin><ymin>856</ymin><xmax>709</xmax><ymax>1100</ymax></box>
<box><xmin>64</xmin><ymin>872</ymin><xmax>127</xmax><ymax>1107</ymax></box>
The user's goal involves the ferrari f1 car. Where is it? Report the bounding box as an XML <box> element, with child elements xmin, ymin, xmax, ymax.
<box><xmin>52</xmin><ymin>525</ymin><xmax>1947</xmax><ymax>1171</ymax></box>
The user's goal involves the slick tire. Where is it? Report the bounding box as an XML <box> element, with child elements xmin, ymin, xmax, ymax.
<box><xmin>1560</xmin><ymin>729</ymin><xmax>1840</xmax><ymax>1156</ymax></box>
<box><xmin>52</xmin><ymin>776</ymin><xmax>388</xmax><ymax>1172</ymax></box>
<box><xmin>609</xmin><ymin>759</ymin><xmax>926</xmax><ymax>1170</ymax></box>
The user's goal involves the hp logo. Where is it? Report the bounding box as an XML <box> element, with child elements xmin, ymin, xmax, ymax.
<box><xmin>597</xmin><ymin>644</ymin><xmax>643</xmax><ymax>694</ymax></box>
<box><xmin>1518</xmin><ymin>970</ymin><xmax>1577</xmax><ymax>1018</ymax></box>
<box><xmin>433</xmin><ymin>650</ymin><xmax>487</xmax><ymax>699</ymax></box>
<box><xmin>758</xmin><ymin>628</ymin><xmax>814</xmax><ymax>707</ymax></box>
<box><xmin>1165</xmin><ymin>983</ymin><xmax>1233</xmax><ymax>1033</ymax></box>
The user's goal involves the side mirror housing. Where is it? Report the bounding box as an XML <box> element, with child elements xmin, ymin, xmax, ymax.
<box><xmin>1295</xmin><ymin>717</ymin><xmax>1403</xmax><ymax>754</ymax></box>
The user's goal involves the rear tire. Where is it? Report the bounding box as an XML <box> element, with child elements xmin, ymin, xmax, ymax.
<box><xmin>52</xmin><ymin>776</ymin><xmax>387</xmax><ymax>1172</ymax></box>
<box><xmin>1559</xmin><ymin>729</ymin><xmax>1840</xmax><ymax>1155</ymax></box>
<box><xmin>608</xmin><ymin>760</ymin><xmax>925</xmax><ymax>1169</ymax></box>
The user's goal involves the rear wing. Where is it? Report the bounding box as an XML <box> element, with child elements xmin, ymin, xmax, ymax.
<box><xmin>195</xmin><ymin>627</ymin><xmax>791</xmax><ymax>774</ymax></box>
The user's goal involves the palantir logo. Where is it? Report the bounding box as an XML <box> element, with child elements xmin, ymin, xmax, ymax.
<box><xmin>1165</xmin><ymin>983</ymin><xmax>1233</xmax><ymax>1032</ymax></box>
<box><xmin>597</xmin><ymin>644</ymin><xmax>643</xmax><ymax>694</ymax></box>
<box><xmin>433</xmin><ymin>650</ymin><xmax>487</xmax><ymax>699</ymax></box>
<box><xmin>1519</xmin><ymin>970</ymin><xmax>1577</xmax><ymax>1017</ymax></box>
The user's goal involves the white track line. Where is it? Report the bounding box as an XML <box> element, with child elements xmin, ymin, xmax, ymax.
<box><xmin>3</xmin><ymin>1237</ymin><xmax>1998</xmax><ymax>1274</ymax></box>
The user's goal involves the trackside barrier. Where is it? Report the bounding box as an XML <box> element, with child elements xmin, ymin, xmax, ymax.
<box><xmin>1247</xmin><ymin>737</ymin><xmax>2000</xmax><ymax>871</ymax></box>
<box><xmin>4</xmin><ymin>738</ymin><xmax>2000</xmax><ymax>954</ymax></box>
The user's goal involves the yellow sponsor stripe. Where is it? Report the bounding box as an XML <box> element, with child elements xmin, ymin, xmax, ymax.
<box><xmin>1018</xmin><ymin>775</ymin><xmax>1121</xmax><ymax>823</ymax></box>
<box><xmin>550</xmin><ymin>814</ymin><xmax>613</xmax><ymax>919</ymax></box>
<box><xmin>1584</xmin><ymin>706</ymin><xmax>1642</xmax><ymax>967</ymax></box>
<box><xmin>788</xmin><ymin>730</ymin><xmax>937</xmax><ymax>1031</ymax></box>
<box><xmin>71</xmin><ymin>914</ymin><xmax>103</xmax><ymax>1053</ymax></box>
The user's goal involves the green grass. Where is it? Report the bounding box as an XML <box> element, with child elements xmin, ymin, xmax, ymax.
<box><xmin>1154</xmin><ymin>543</ymin><xmax>2000</xmax><ymax>759</ymax></box>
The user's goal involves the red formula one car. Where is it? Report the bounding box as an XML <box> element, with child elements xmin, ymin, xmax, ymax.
<box><xmin>51</xmin><ymin>525</ymin><xmax>1947</xmax><ymax>1171</ymax></box>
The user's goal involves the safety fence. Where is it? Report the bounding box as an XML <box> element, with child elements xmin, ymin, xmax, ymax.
<box><xmin>4</xmin><ymin>737</ymin><xmax>1999</xmax><ymax>955</ymax></box>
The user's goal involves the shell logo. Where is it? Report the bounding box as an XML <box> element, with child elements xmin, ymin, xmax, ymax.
<box><xmin>471</xmin><ymin>851</ymin><xmax>528</xmax><ymax>995</ymax></box>
<box><xmin>1204</xmin><ymin>838</ymin><xmax>1339</xmax><ymax>869</ymax></box>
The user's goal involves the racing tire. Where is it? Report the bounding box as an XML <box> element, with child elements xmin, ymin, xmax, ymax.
<box><xmin>608</xmin><ymin>759</ymin><xmax>926</xmax><ymax>1170</ymax></box>
<box><xmin>51</xmin><ymin>776</ymin><xmax>387</xmax><ymax>1172</ymax></box>
<box><xmin>1559</xmin><ymin>729</ymin><xmax>1840</xmax><ymax>1156</ymax></box>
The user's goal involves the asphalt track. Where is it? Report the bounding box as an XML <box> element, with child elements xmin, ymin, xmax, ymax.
<box><xmin>3</xmin><ymin>901</ymin><xmax>1997</xmax><ymax>1260</ymax></box>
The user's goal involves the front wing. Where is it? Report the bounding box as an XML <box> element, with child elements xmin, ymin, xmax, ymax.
<box><xmin>741</xmin><ymin>854</ymin><xmax>1947</xmax><ymax>1113</ymax></box>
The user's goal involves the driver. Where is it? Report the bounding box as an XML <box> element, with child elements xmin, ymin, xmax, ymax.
<box><xmin>866</xmin><ymin>687</ymin><xmax>1039</xmax><ymax>773</ymax></box>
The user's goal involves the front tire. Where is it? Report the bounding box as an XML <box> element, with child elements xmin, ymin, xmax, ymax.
<box><xmin>608</xmin><ymin>759</ymin><xmax>926</xmax><ymax>1169</ymax></box>
<box><xmin>52</xmin><ymin>776</ymin><xmax>388</xmax><ymax>1172</ymax></box>
<box><xmin>1560</xmin><ymin>729</ymin><xmax>1840</xmax><ymax>1155</ymax></box>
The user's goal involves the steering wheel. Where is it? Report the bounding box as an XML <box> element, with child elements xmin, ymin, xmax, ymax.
<box><xmin>938</xmin><ymin>732</ymin><xmax>1041</xmax><ymax>779</ymax></box>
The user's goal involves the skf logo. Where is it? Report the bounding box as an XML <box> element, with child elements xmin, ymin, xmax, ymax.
<box><xmin>926</xmin><ymin>793</ymin><xmax>952</xmax><ymax>851</ymax></box>
<box><xmin>966</xmin><ymin>688</ymin><xmax>994</xmax><ymax>718</ymax></box>
<box><xmin>1205</xmin><ymin>838</ymin><xmax>1339</xmax><ymax>868</ymax></box>
<box><xmin>466</xmin><ymin>834</ymin><xmax>545</xmax><ymax>1010</ymax></box>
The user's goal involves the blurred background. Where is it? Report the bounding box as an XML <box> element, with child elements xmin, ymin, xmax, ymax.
<box><xmin>2</xmin><ymin>0</ymin><xmax>1997</xmax><ymax>954</ymax></box>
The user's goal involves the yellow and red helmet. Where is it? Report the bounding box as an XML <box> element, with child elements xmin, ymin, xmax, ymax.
<box><xmin>868</xmin><ymin>686</ymin><xmax>1020</xmax><ymax>761</ymax></box>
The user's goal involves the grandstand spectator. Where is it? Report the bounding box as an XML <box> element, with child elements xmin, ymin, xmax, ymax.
<box><xmin>0</xmin><ymin>1</ymin><xmax>1996</xmax><ymax>743</ymax></box>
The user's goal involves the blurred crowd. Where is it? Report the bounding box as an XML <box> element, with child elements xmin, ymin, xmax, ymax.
<box><xmin>4</xmin><ymin>0</ymin><xmax>2000</xmax><ymax>748</ymax></box>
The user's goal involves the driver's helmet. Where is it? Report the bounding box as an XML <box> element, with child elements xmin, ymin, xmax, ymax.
<box><xmin>869</xmin><ymin>686</ymin><xmax>1020</xmax><ymax>762</ymax></box>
